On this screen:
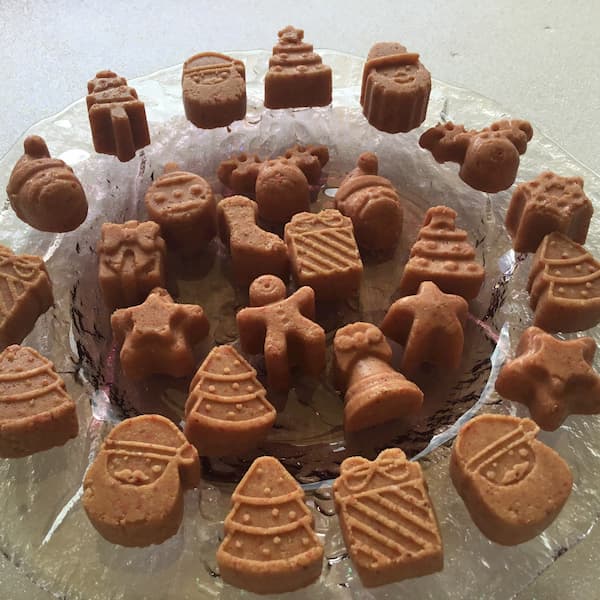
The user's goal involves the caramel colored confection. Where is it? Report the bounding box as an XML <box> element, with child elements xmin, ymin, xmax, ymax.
<box><xmin>217</xmin><ymin>196</ymin><xmax>289</xmax><ymax>285</ymax></box>
<box><xmin>182</xmin><ymin>52</ymin><xmax>246</xmax><ymax>129</ymax></box>
<box><xmin>333</xmin><ymin>449</ymin><xmax>443</xmax><ymax>587</ymax></box>
<box><xmin>506</xmin><ymin>171</ymin><xmax>593</xmax><ymax>253</ymax></box>
<box><xmin>6</xmin><ymin>136</ymin><xmax>88</xmax><ymax>233</ymax></box>
<box><xmin>0</xmin><ymin>345</ymin><xmax>78</xmax><ymax>458</ymax></box>
<box><xmin>333</xmin><ymin>322</ymin><xmax>423</xmax><ymax>432</ymax></box>
<box><xmin>264</xmin><ymin>26</ymin><xmax>332</xmax><ymax>110</ymax></box>
<box><xmin>399</xmin><ymin>206</ymin><xmax>485</xmax><ymax>300</ymax></box>
<box><xmin>111</xmin><ymin>288</ymin><xmax>209</xmax><ymax>380</ymax></box>
<box><xmin>361</xmin><ymin>42</ymin><xmax>431</xmax><ymax>134</ymax></box>
<box><xmin>144</xmin><ymin>163</ymin><xmax>216</xmax><ymax>255</ymax></box>
<box><xmin>495</xmin><ymin>326</ymin><xmax>600</xmax><ymax>431</ymax></box>
<box><xmin>382</xmin><ymin>281</ymin><xmax>468</xmax><ymax>375</ymax></box>
<box><xmin>184</xmin><ymin>345</ymin><xmax>276</xmax><ymax>456</ymax></box>
<box><xmin>217</xmin><ymin>455</ymin><xmax>323</xmax><ymax>594</ymax></box>
<box><xmin>334</xmin><ymin>153</ymin><xmax>404</xmax><ymax>254</ymax></box>
<box><xmin>237</xmin><ymin>275</ymin><xmax>326</xmax><ymax>392</ymax></box>
<box><xmin>83</xmin><ymin>414</ymin><xmax>200</xmax><ymax>547</ymax></box>
<box><xmin>98</xmin><ymin>220</ymin><xmax>167</xmax><ymax>310</ymax></box>
<box><xmin>527</xmin><ymin>232</ymin><xmax>600</xmax><ymax>332</ymax></box>
<box><xmin>419</xmin><ymin>120</ymin><xmax>533</xmax><ymax>193</ymax></box>
<box><xmin>450</xmin><ymin>414</ymin><xmax>572</xmax><ymax>545</ymax></box>
<box><xmin>86</xmin><ymin>70</ymin><xmax>150</xmax><ymax>162</ymax></box>
<box><xmin>0</xmin><ymin>245</ymin><xmax>53</xmax><ymax>350</ymax></box>
<box><xmin>284</xmin><ymin>209</ymin><xmax>362</xmax><ymax>301</ymax></box>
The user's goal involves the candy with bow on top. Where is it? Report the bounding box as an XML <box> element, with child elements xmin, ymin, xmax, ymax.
<box><xmin>6</xmin><ymin>135</ymin><xmax>88</xmax><ymax>233</ymax></box>
<box><xmin>419</xmin><ymin>119</ymin><xmax>533</xmax><ymax>193</ymax></box>
<box><xmin>333</xmin><ymin>322</ymin><xmax>423</xmax><ymax>432</ymax></box>
<box><xmin>333</xmin><ymin>448</ymin><xmax>443</xmax><ymax>587</ymax></box>
<box><xmin>83</xmin><ymin>414</ymin><xmax>200</xmax><ymax>547</ymax></box>
<box><xmin>236</xmin><ymin>275</ymin><xmax>326</xmax><ymax>392</ymax></box>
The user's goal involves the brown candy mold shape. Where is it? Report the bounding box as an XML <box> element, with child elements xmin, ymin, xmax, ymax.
<box><xmin>1</xmin><ymin>50</ymin><xmax>599</xmax><ymax>600</ymax></box>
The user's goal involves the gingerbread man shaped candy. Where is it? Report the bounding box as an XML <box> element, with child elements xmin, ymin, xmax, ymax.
<box><xmin>236</xmin><ymin>275</ymin><xmax>326</xmax><ymax>392</ymax></box>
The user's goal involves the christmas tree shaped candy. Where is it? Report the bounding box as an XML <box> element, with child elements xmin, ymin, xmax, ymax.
<box><xmin>184</xmin><ymin>345</ymin><xmax>276</xmax><ymax>456</ymax></box>
<box><xmin>399</xmin><ymin>205</ymin><xmax>485</xmax><ymax>300</ymax></box>
<box><xmin>217</xmin><ymin>456</ymin><xmax>323</xmax><ymax>594</ymax></box>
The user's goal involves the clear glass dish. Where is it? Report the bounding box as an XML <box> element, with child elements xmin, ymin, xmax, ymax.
<box><xmin>0</xmin><ymin>50</ymin><xmax>598</xmax><ymax>599</ymax></box>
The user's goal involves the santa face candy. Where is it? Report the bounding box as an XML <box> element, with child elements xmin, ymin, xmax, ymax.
<box><xmin>98</xmin><ymin>220</ymin><xmax>167</xmax><ymax>310</ymax></box>
<box><xmin>6</xmin><ymin>136</ymin><xmax>88</xmax><ymax>233</ymax></box>
<box><xmin>527</xmin><ymin>232</ymin><xmax>600</xmax><ymax>332</ymax></box>
<box><xmin>0</xmin><ymin>345</ymin><xmax>78</xmax><ymax>458</ymax></box>
<box><xmin>217</xmin><ymin>195</ymin><xmax>289</xmax><ymax>286</ymax></box>
<box><xmin>217</xmin><ymin>455</ymin><xmax>323</xmax><ymax>594</ymax></box>
<box><xmin>419</xmin><ymin>119</ymin><xmax>533</xmax><ymax>193</ymax></box>
<box><xmin>184</xmin><ymin>344</ymin><xmax>276</xmax><ymax>456</ymax></box>
<box><xmin>111</xmin><ymin>287</ymin><xmax>209</xmax><ymax>380</ymax></box>
<box><xmin>236</xmin><ymin>275</ymin><xmax>326</xmax><ymax>392</ymax></box>
<box><xmin>333</xmin><ymin>322</ymin><xmax>423</xmax><ymax>432</ymax></box>
<box><xmin>333</xmin><ymin>448</ymin><xmax>443</xmax><ymax>587</ymax></box>
<box><xmin>334</xmin><ymin>152</ymin><xmax>404</xmax><ymax>254</ymax></box>
<box><xmin>495</xmin><ymin>326</ymin><xmax>600</xmax><ymax>431</ymax></box>
<box><xmin>450</xmin><ymin>414</ymin><xmax>572</xmax><ymax>545</ymax></box>
<box><xmin>144</xmin><ymin>163</ymin><xmax>216</xmax><ymax>255</ymax></box>
<box><xmin>361</xmin><ymin>42</ymin><xmax>431</xmax><ymax>134</ymax></box>
<box><xmin>182</xmin><ymin>51</ymin><xmax>246</xmax><ymax>129</ymax></box>
<box><xmin>399</xmin><ymin>205</ymin><xmax>485</xmax><ymax>300</ymax></box>
<box><xmin>284</xmin><ymin>209</ymin><xmax>363</xmax><ymax>301</ymax></box>
<box><xmin>83</xmin><ymin>414</ymin><xmax>200</xmax><ymax>547</ymax></box>
<box><xmin>0</xmin><ymin>245</ymin><xmax>53</xmax><ymax>350</ymax></box>
<box><xmin>506</xmin><ymin>171</ymin><xmax>593</xmax><ymax>254</ymax></box>
<box><xmin>86</xmin><ymin>70</ymin><xmax>151</xmax><ymax>162</ymax></box>
<box><xmin>264</xmin><ymin>25</ymin><xmax>332</xmax><ymax>109</ymax></box>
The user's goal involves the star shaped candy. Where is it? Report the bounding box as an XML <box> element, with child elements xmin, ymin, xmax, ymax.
<box><xmin>111</xmin><ymin>287</ymin><xmax>209</xmax><ymax>379</ymax></box>
<box><xmin>381</xmin><ymin>280</ymin><xmax>468</xmax><ymax>375</ymax></box>
<box><xmin>495</xmin><ymin>326</ymin><xmax>600</xmax><ymax>431</ymax></box>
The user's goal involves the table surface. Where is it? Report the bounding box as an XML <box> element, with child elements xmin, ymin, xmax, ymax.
<box><xmin>1</xmin><ymin>1</ymin><xmax>599</xmax><ymax>598</ymax></box>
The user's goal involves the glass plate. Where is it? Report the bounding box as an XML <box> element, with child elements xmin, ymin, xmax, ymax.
<box><xmin>0</xmin><ymin>50</ymin><xmax>599</xmax><ymax>600</ymax></box>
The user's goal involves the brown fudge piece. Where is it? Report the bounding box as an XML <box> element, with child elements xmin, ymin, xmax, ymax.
<box><xmin>182</xmin><ymin>51</ymin><xmax>246</xmax><ymax>129</ymax></box>
<box><xmin>495</xmin><ymin>326</ymin><xmax>600</xmax><ymax>431</ymax></box>
<box><xmin>111</xmin><ymin>287</ymin><xmax>209</xmax><ymax>379</ymax></box>
<box><xmin>506</xmin><ymin>171</ymin><xmax>593</xmax><ymax>253</ymax></box>
<box><xmin>83</xmin><ymin>414</ymin><xmax>200</xmax><ymax>547</ymax></box>
<box><xmin>419</xmin><ymin>120</ymin><xmax>533</xmax><ymax>193</ymax></box>
<box><xmin>97</xmin><ymin>220</ymin><xmax>167</xmax><ymax>310</ymax></box>
<box><xmin>217</xmin><ymin>195</ymin><xmax>289</xmax><ymax>286</ymax></box>
<box><xmin>144</xmin><ymin>163</ymin><xmax>216</xmax><ymax>255</ymax></box>
<box><xmin>527</xmin><ymin>232</ymin><xmax>600</xmax><ymax>332</ymax></box>
<box><xmin>450</xmin><ymin>414</ymin><xmax>572</xmax><ymax>545</ymax></box>
<box><xmin>333</xmin><ymin>448</ymin><xmax>443</xmax><ymax>587</ymax></box>
<box><xmin>334</xmin><ymin>153</ymin><xmax>404</xmax><ymax>254</ymax></box>
<box><xmin>86</xmin><ymin>70</ymin><xmax>150</xmax><ymax>162</ymax></box>
<box><xmin>333</xmin><ymin>322</ymin><xmax>423</xmax><ymax>432</ymax></box>
<box><xmin>0</xmin><ymin>345</ymin><xmax>78</xmax><ymax>458</ymax></box>
<box><xmin>0</xmin><ymin>245</ymin><xmax>53</xmax><ymax>350</ymax></box>
<box><xmin>281</xmin><ymin>144</ymin><xmax>330</xmax><ymax>185</ymax></box>
<box><xmin>399</xmin><ymin>206</ymin><xmax>485</xmax><ymax>299</ymax></box>
<box><xmin>217</xmin><ymin>455</ymin><xmax>323</xmax><ymax>594</ymax></box>
<box><xmin>264</xmin><ymin>26</ymin><xmax>331</xmax><ymax>109</ymax></box>
<box><xmin>284</xmin><ymin>209</ymin><xmax>363</xmax><ymax>301</ymax></box>
<box><xmin>236</xmin><ymin>275</ymin><xmax>326</xmax><ymax>392</ymax></box>
<box><xmin>381</xmin><ymin>281</ymin><xmax>468</xmax><ymax>375</ymax></box>
<box><xmin>361</xmin><ymin>42</ymin><xmax>431</xmax><ymax>134</ymax></box>
<box><xmin>184</xmin><ymin>344</ymin><xmax>276</xmax><ymax>456</ymax></box>
<box><xmin>6</xmin><ymin>135</ymin><xmax>88</xmax><ymax>233</ymax></box>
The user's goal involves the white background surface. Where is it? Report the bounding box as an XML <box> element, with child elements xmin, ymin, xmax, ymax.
<box><xmin>1</xmin><ymin>1</ymin><xmax>599</xmax><ymax>598</ymax></box>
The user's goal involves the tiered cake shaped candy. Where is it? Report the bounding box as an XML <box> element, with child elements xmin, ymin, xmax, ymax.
<box><xmin>399</xmin><ymin>205</ymin><xmax>485</xmax><ymax>299</ymax></box>
<box><xmin>333</xmin><ymin>448</ymin><xmax>443</xmax><ymax>587</ymax></box>
<box><xmin>0</xmin><ymin>345</ymin><xmax>78</xmax><ymax>457</ymax></box>
<box><xmin>184</xmin><ymin>345</ymin><xmax>276</xmax><ymax>456</ymax></box>
<box><xmin>217</xmin><ymin>456</ymin><xmax>323</xmax><ymax>594</ymax></box>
